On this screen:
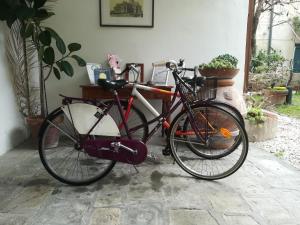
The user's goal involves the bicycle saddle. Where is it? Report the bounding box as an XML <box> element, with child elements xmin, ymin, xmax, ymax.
<box><xmin>97</xmin><ymin>79</ymin><xmax>128</xmax><ymax>90</ymax></box>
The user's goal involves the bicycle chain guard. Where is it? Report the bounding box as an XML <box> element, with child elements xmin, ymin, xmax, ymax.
<box><xmin>83</xmin><ymin>139</ymin><xmax>148</xmax><ymax>165</ymax></box>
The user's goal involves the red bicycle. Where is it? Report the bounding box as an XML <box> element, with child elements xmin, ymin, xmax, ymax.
<box><xmin>38</xmin><ymin>60</ymin><xmax>248</xmax><ymax>185</ymax></box>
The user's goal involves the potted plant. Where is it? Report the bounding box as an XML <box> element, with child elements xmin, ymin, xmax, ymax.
<box><xmin>263</xmin><ymin>86</ymin><xmax>289</xmax><ymax>105</ymax></box>
<box><xmin>1</xmin><ymin>0</ymin><xmax>86</xmax><ymax>139</ymax></box>
<box><xmin>245</xmin><ymin>95</ymin><xmax>278</xmax><ymax>142</ymax></box>
<box><xmin>199</xmin><ymin>54</ymin><xmax>239</xmax><ymax>86</ymax></box>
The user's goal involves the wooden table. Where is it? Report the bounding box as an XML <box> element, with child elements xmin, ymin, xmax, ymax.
<box><xmin>80</xmin><ymin>84</ymin><xmax>174</xmax><ymax>135</ymax></box>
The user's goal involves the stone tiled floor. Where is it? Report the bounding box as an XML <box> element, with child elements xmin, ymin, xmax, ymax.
<box><xmin>0</xmin><ymin>140</ymin><xmax>300</xmax><ymax>225</ymax></box>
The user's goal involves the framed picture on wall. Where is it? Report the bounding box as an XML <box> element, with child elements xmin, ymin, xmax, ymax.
<box><xmin>100</xmin><ymin>0</ymin><xmax>154</xmax><ymax>28</ymax></box>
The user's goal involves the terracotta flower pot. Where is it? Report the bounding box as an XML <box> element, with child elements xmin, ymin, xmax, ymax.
<box><xmin>199</xmin><ymin>68</ymin><xmax>239</xmax><ymax>87</ymax></box>
<box><xmin>263</xmin><ymin>89</ymin><xmax>288</xmax><ymax>105</ymax></box>
<box><xmin>26</xmin><ymin>115</ymin><xmax>64</xmax><ymax>147</ymax></box>
<box><xmin>199</xmin><ymin>68</ymin><xmax>240</xmax><ymax>79</ymax></box>
<box><xmin>26</xmin><ymin>116</ymin><xmax>44</xmax><ymax>140</ymax></box>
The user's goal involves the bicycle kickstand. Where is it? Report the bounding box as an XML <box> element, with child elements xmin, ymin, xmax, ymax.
<box><xmin>132</xmin><ymin>165</ymin><xmax>139</xmax><ymax>173</ymax></box>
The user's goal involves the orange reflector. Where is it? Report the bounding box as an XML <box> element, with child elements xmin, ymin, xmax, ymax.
<box><xmin>220</xmin><ymin>128</ymin><xmax>232</xmax><ymax>139</ymax></box>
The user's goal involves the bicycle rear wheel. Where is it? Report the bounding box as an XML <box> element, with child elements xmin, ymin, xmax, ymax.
<box><xmin>168</xmin><ymin>104</ymin><xmax>248</xmax><ymax>180</ymax></box>
<box><xmin>106</xmin><ymin>100</ymin><xmax>148</xmax><ymax>142</ymax></box>
<box><xmin>39</xmin><ymin>108</ymin><xmax>116</xmax><ymax>186</ymax></box>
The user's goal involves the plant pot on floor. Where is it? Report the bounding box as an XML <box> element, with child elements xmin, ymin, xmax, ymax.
<box><xmin>26</xmin><ymin>116</ymin><xmax>44</xmax><ymax>140</ymax></box>
<box><xmin>26</xmin><ymin>115</ymin><xmax>64</xmax><ymax>147</ymax></box>
<box><xmin>263</xmin><ymin>88</ymin><xmax>288</xmax><ymax>105</ymax></box>
<box><xmin>245</xmin><ymin>110</ymin><xmax>278</xmax><ymax>142</ymax></box>
<box><xmin>44</xmin><ymin>115</ymin><xmax>64</xmax><ymax>148</ymax></box>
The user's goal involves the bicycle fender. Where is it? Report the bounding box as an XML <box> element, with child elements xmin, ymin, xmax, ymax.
<box><xmin>61</xmin><ymin>103</ymin><xmax>120</xmax><ymax>136</ymax></box>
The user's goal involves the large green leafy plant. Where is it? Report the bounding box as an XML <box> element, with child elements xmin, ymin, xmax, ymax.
<box><xmin>0</xmin><ymin>0</ymin><xmax>86</xmax><ymax>117</ymax></box>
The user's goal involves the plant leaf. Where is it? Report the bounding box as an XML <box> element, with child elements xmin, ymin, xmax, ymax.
<box><xmin>56</xmin><ymin>61</ymin><xmax>63</xmax><ymax>71</ymax></box>
<box><xmin>68</xmin><ymin>43</ymin><xmax>81</xmax><ymax>52</ymax></box>
<box><xmin>56</xmin><ymin>37</ymin><xmax>66</xmax><ymax>54</ymax></box>
<box><xmin>39</xmin><ymin>30</ymin><xmax>51</xmax><ymax>46</ymax></box>
<box><xmin>6</xmin><ymin>16</ymin><xmax>17</xmax><ymax>28</ymax></box>
<box><xmin>34</xmin><ymin>0</ymin><xmax>47</xmax><ymax>9</ymax></box>
<box><xmin>35</xmin><ymin>9</ymin><xmax>54</xmax><ymax>20</ymax></box>
<box><xmin>53</xmin><ymin>67</ymin><xmax>61</xmax><ymax>80</ymax></box>
<box><xmin>43</xmin><ymin>47</ymin><xmax>55</xmax><ymax>65</ymax></box>
<box><xmin>0</xmin><ymin>2</ymin><xmax>11</xmax><ymax>21</ymax></box>
<box><xmin>60</xmin><ymin>61</ymin><xmax>74</xmax><ymax>76</ymax></box>
<box><xmin>16</xmin><ymin>7</ymin><xmax>35</xmax><ymax>20</ymax></box>
<box><xmin>24</xmin><ymin>23</ymin><xmax>34</xmax><ymax>38</ymax></box>
<box><xmin>45</xmin><ymin>27</ymin><xmax>66</xmax><ymax>54</ymax></box>
<box><xmin>71</xmin><ymin>55</ymin><xmax>86</xmax><ymax>67</ymax></box>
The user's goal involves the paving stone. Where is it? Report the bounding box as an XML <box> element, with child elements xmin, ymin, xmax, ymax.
<box><xmin>0</xmin><ymin>185</ymin><xmax>51</xmax><ymax>213</ymax></box>
<box><xmin>122</xmin><ymin>203</ymin><xmax>164</xmax><ymax>225</ymax></box>
<box><xmin>169</xmin><ymin>209</ymin><xmax>218</xmax><ymax>225</ymax></box>
<box><xmin>0</xmin><ymin>142</ymin><xmax>300</xmax><ymax>225</ymax></box>
<box><xmin>50</xmin><ymin>185</ymin><xmax>96</xmax><ymax>200</ymax></box>
<box><xmin>0</xmin><ymin>213</ymin><xmax>28</xmax><ymax>225</ymax></box>
<box><xmin>28</xmin><ymin>198</ymin><xmax>90</xmax><ymax>225</ymax></box>
<box><xmin>246</xmin><ymin>197</ymin><xmax>294</xmax><ymax>224</ymax></box>
<box><xmin>94</xmin><ymin>190</ymin><xmax>124</xmax><ymax>207</ymax></box>
<box><xmin>89</xmin><ymin>208</ymin><xmax>121</xmax><ymax>225</ymax></box>
<box><xmin>223</xmin><ymin>215</ymin><xmax>260</xmax><ymax>225</ymax></box>
<box><xmin>208</xmin><ymin>191</ymin><xmax>252</xmax><ymax>214</ymax></box>
<box><xmin>256</xmin><ymin>159</ymin><xmax>297</xmax><ymax>176</ymax></box>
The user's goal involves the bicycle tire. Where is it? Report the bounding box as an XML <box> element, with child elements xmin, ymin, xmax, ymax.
<box><xmin>105</xmin><ymin>100</ymin><xmax>149</xmax><ymax>142</ymax></box>
<box><xmin>39</xmin><ymin>108</ymin><xmax>116</xmax><ymax>186</ymax></box>
<box><xmin>168</xmin><ymin>104</ymin><xmax>248</xmax><ymax>180</ymax></box>
<box><xmin>183</xmin><ymin>101</ymin><xmax>244</xmax><ymax>159</ymax></box>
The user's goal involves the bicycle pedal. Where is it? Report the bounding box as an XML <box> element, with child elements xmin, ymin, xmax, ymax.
<box><xmin>162</xmin><ymin>146</ymin><xmax>171</xmax><ymax>156</ymax></box>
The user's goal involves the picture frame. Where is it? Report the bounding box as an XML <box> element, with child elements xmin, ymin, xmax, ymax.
<box><xmin>94</xmin><ymin>68</ymin><xmax>112</xmax><ymax>82</ymax></box>
<box><xmin>151</xmin><ymin>60</ymin><xmax>170</xmax><ymax>86</ymax></box>
<box><xmin>86</xmin><ymin>63</ymin><xmax>102</xmax><ymax>84</ymax></box>
<box><xmin>125</xmin><ymin>63</ymin><xmax>144</xmax><ymax>83</ymax></box>
<box><xmin>100</xmin><ymin>0</ymin><xmax>154</xmax><ymax>28</ymax></box>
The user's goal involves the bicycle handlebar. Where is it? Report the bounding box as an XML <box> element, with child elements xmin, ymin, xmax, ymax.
<box><xmin>166</xmin><ymin>60</ymin><xmax>203</xmax><ymax>79</ymax></box>
<box><xmin>115</xmin><ymin>64</ymin><xmax>139</xmax><ymax>76</ymax></box>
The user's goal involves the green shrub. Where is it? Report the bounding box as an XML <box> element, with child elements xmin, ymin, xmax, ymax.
<box><xmin>200</xmin><ymin>54</ymin><xmax>238</xmax><ymax>70</ymax></box>
<box><xmin>246</xmin><ymin>107</ymin><xmax>266</xmax><ymax>124</ymax></box>
<box><xmin>269</xmin><ymin>86</ymin><xmax>288</xmax><ymax>91</ymax></box>
<box><xmin>292</xmin><ymin>16</ymin><xmax>300</xmax><ymax>35</ymax></box>
<box><xmin>251</xmin><ymin>49</ymin><xmax>285</xmax><ymax>73</ymax></box>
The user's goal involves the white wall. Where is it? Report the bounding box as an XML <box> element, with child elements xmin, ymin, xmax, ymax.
<box><xmin>45</xmin><ymin>0</ymin><xmax>249</xmax><ymax>111</ymax></box>
<box><xmin>0</xmin><ymin>23</ymin><xmax>28</xmax><ymax>155</ymax></box>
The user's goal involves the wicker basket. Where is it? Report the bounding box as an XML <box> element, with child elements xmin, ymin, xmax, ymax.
<box><xmin>180</xmin><ymin>77</ymin><xmax>218</xmax><ymax>102</ymax></box>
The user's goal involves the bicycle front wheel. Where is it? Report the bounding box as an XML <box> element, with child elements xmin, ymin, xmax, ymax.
<box><xmin>168</xmin><ymin>104</ymin><xmax>248</xmax><ymax>180</ymax></box>
<box><xmin>183</xmin><ymin>101</ymin><xmax>244</xmax><ymax>159</ymax></box>
<box><xmin>39</xmin><ymin>108</ymin><xmax>116</xmax><ymax>186</ymax></box>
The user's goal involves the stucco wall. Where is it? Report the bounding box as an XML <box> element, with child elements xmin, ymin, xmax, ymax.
<box><xmin>0</xmin><ymin>23</ymin><xmax>28</xmax><ymax>156</ymax></box>
<box><xmin>45</xmin><ymin>0</ymin><xmax>249</xmax><ymax>111</ymax></box>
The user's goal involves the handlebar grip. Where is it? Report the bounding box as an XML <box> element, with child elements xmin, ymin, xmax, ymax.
<box><xmin>178</xmin><ymin>59</ymin><xmax>184</xmax><ymax>67</ymax></box>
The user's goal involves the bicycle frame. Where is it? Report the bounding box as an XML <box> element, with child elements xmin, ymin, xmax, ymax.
<box><xmin>115</xmin><ymin>71</ymin><xmax>216</xmax><ymax>143</ymax></box>
<box><xmin>60</xmin><ymin>69</ymin><xmax>217</xmax><ymax>144</ymax></box>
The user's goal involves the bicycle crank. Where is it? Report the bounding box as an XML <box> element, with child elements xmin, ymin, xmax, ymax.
<box><xmin>83</xmin><ymin>139</ymin><xmax>148</xmax><ymax>165</ymax></box>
